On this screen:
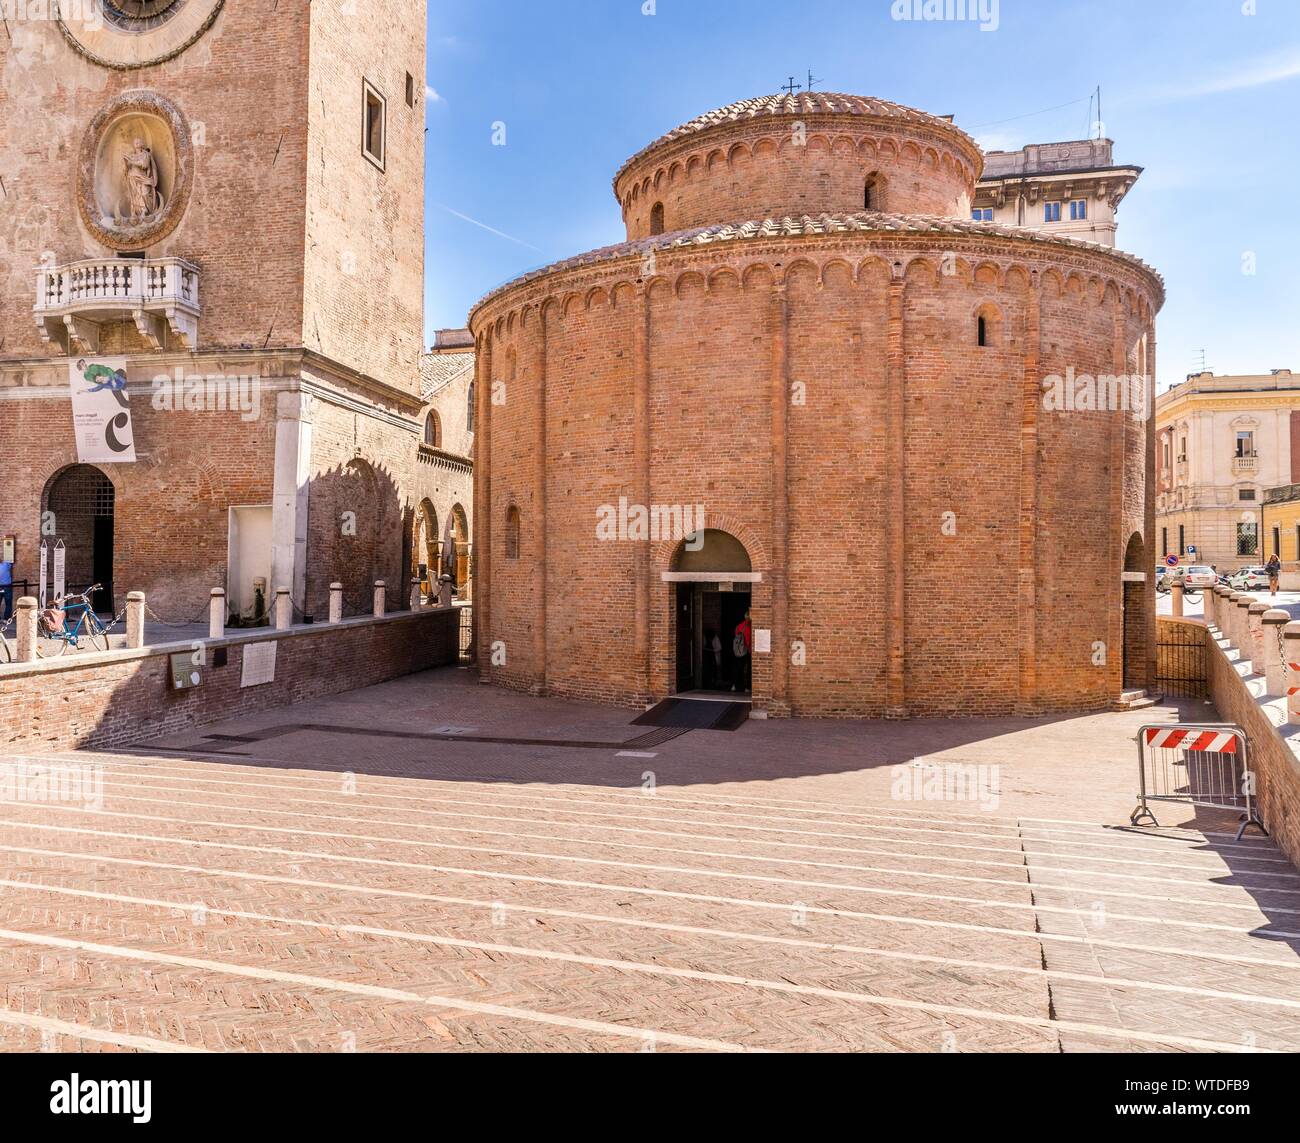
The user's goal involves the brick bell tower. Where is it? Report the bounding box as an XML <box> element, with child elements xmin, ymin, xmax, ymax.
<box><xmin>0</xmin><ymin>1</ymin><xmax>432</xmax><ymax>622</ymax></box>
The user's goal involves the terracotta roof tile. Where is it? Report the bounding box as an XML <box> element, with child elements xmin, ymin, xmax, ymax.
<box><xmin>470</xmin><ymin>211</ymin><xmax>1165</xmax><ymax>320</ymax></box>
<box><xmin>419</xmin><ymin>350</ymin><xmax>474</xmax><ymax>402</ymax></box>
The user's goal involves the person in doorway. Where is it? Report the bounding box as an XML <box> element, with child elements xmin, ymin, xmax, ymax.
<box><xmin>707</xmin><ymin>629</ymin><xmax>723</xmax><ymax>690</ymax></box>
<box><xmin>1267</xmin><ymin>553</ymin><xmax>1282</xmax><ymax>596</ymax></box>
<box><xmin>732</xmin><ymin>609</ymin><xmax>753</xmax><ymax>693</ymax></box>
<box><xmin>0</xmin><ymin>557</ymin><xmax>12</xmax><ymax>623</ymax></box>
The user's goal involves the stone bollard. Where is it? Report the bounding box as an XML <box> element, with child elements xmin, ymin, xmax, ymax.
<box><xmin>1232</xmin><ymin>595</ymin><xmax>1253</xmax><ymax>657</ymax></box>
<box><xmin>1236</xmin><ymin>594</ymin><xmax>1255</xmax><ymax>656</ymax></box>
<box><xmin>1285</xmin><ymin>622</ymin><xmax>1300</xmax><ymax>725</ymax></box>
<box><xmin>1248</xmin><ymin>601</ymin><xmax>1270</xmax><ymax>673</ymax></box>
<box><xmin>1225</xmin><ymin>592</ymin><xmax>1243</xmax><ymax>648</ymax></box>
<box><xmin>275</xmin><ymin>587</ymin><xmax>292</xmax><ymax>631</ymax></box>
<box><xmin>438</xmin><ymin>576</ymin><xmax>453</xmax><ymax>608</ymax></box>
<box><xmin>373</xmin><ymin>580</ymin><xmax>386</xmax><ymax>618</ymax></box>
<box><xmin>410</xmin><ymin>577</ymin><xmax>423</xmax><ymax>611</ymax></box>
<box><xmin>210</xmin><ymin>588</ymin><xmax>226</xmax><ymax>640</ymax></box>
<box><xmin>1227</xmin><ymin>595</ymin><xmax>1248</xmax><ymax>647</ymax></box>
<box><xmin>1206</xmin><ymin>584</ymin><xmax>1220</xmax><ymax>627</ymax></box>
<box><xmin>1263</xmin><ymin>609</ymin><xmax>1290</xmax><ymax>695</ymax></box>
<box><xmin>15</xmin><ymin>597</ymin><xmax>37</xmax><ymax>663</ymax></box>
<box><xmin>126</xmin><ymin>592</ymin><xmax>146</xmax><ymax>650</ymax></box>
<box><xmin>1171</xmin><ymin>582</ymin><xmax>1184</xmax><ymax>618</ymax></box>
<box><xmin>329</xmin><ymin>583</ymin><xmax>343</xmax><ymax>624</ymax></box>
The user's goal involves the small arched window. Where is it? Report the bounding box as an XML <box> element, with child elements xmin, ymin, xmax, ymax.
<box><xmin>975</xmin><ymin>303</ymin><xmax>1003</xmax><ymax>349</ymax></box>
<box><xmin>650</xmin><ymin>202</ymin><xmax>665</xmax><ymax>236</ymax></box>
<box><xmin>423</xmin><ymin>410</ymin><xmax>441</xmax><ymax>449</ymax></box>
<box><xmin>505</xmin><ymin>505</ymin><xmax>521</xmax><ymax>561</ymax></box>
<box><xmin>863</xmin><ymin>173</ymin><xmax>884</xmax><ymax>211</ymax></box>
<box><xmin>466</xmin><ymin>381</ymin><xmax>475</xmax><ymax>434</ymax></box>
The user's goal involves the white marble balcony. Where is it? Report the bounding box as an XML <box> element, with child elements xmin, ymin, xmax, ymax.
<box><xmin>35</xmin><ymin>256</ymin><xmax>201</xmax><ymax>354</ymax></box>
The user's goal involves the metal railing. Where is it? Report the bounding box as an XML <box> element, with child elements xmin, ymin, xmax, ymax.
<box><xmin>458</xmin><ymin>605</ymin><xmax>474</xmax><ymax>665</ymax></box>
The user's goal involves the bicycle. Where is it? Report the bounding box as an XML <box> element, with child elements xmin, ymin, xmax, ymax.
<box><xmin>37</xmin><ymin>585</ymin><xmax>111</xmax><ymax>658</ymax></box>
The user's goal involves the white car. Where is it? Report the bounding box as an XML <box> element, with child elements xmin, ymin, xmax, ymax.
<box><xmin>1229</xmin><ymin>566</ymin><xmax>1271</xmax><ymax>591</ymax></box>
<box><xmin>1179</xmin><ymin>565</ymin><xmax>1218</xmax><ymax>589</ymax></box>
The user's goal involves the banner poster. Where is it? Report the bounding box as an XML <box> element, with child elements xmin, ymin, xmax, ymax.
<box><xmin>38</xmin><ymin>542</ymin><xmax>47</xmax><ymax>609</ymax></box>
<box><xmin>52</xmin><ymin>541</ymin><xmax>66</xmax><ymax>603</ymax></box>
<box><xmin>69</xmin><ymin>356</ymin><xmax>135</xmax><ymax>463</ymax></box>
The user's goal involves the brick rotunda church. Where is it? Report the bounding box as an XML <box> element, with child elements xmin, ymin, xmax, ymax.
<box><xmin>469</xmin><ymin>94</ymin><xmax>1164</xmax><ymax>718</ymax></box>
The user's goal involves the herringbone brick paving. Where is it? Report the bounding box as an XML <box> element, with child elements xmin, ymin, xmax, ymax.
<box><xmin>1</xmin><ymin>671</ymin><xmax>1299</xmax><ymax>1051</ymax></box>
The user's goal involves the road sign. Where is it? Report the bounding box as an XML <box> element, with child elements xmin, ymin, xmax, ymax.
<box><xmin>1166</xmin><ymin>555</ymin><xmax>1179</xmax><ymax>567</ymax></box>
<box><xmin>1188</xmin><ymin>545</ymin><xmax>1197</xmax><ymax>554</ymax></box>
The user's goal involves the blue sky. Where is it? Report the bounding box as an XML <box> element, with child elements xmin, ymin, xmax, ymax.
<box><xmin>425</xmin><ymin>0</ymin><xmax>1300</xmax><ymax>391</ymax></box>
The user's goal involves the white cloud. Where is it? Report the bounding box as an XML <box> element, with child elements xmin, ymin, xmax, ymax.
<box><xmin>426</xmin><ymin>85</ymin><xmax>445</xmax><ymax>104</ymax></box>
<box><xmin>1151</xmin><ymin>46</ymin><xmax>1300</xmax><ymax>101</ymax></box>
<box><xmin>434</xmin><ymin>203</ymin><xmax>544</xmax><ymax>253</ymax></box>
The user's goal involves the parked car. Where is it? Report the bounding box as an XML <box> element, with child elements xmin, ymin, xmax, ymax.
<box><xmin>1179</xmin><ymin>565</ymin><xmax>1217</xmax><ymax>589</ymax></box>
<box><xmin>1228</xmin><ymin>566</ymin><xmax>1271</xmax><ymax>591</ymax></box>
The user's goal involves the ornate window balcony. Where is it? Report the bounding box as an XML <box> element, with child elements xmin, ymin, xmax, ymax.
<box><xmin>35</xmin><ymin>257</ymin><xmax>200</xmax><ymax>354</ymax></box>
<box><xmin>1232</xmin><ymin>453</ymin><xmax>1259</xmax><ymax>476</ymax></box>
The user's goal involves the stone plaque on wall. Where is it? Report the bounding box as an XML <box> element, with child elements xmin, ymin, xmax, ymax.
<box><xmin>240</xmin><ymin>642</ymin><xmax>277</xmax><ymax>689</ymax></box>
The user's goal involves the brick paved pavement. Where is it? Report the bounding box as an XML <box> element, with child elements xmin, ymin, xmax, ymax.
<box><xmin>0</xmin><ymin>668</ymin><xmax>1297</xmax><ymax>1053</ymax></box>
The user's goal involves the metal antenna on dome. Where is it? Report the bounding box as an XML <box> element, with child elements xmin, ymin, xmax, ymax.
<box><xmin>807</xmin><ymin>70</ymin><xmax>822</xmax><ymax>93</ymax></box>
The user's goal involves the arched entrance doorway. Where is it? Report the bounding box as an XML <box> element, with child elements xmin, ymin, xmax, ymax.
<box><xmin>671</xmin><ymin>529</ymin><xmax>753</xmax><ymax>696</ymax></box>
<box><xmin>450</xmin><ymin>504</ymin><xmax>470</xmax><ymax>597</ymax></box>
<box><xmin>43</xmin><ymin>465</ymin><xmax>116</xmax><ymax>613</ymax></box>
<box><xmin>412</xmin><ymin>499</ymin><xmax>438</xmax><ymax>597</ymax></box>
<box><xmin>1122</xmin><ymin>532</ymin><xmax>1148</xmax><ymax>690</ymax></box>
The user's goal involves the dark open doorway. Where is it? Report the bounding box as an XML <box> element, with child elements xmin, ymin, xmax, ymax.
<box><xmin>1122</xmin><ymin>531</ymin><xmax>1148</xmax><ymax>691</ymax></box>
<box><xmin>675</xmin><ymin>584</ymin><xmax>752</xmax><ymax>696</ymax></box>
<box><xmin>43</xmin><ymin>464</ymin><xmax>115</xmax><ymax>614</ymax></box>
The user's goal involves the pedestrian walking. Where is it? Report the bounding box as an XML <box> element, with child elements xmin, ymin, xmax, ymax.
<box><xmin>1267</xmin><ymin>553</ymin><xmax>1282</xmax><ymax>596</ymax></box>
<box><xmin>732</xmin><ymin>609</ymin><xmax>752</xmax><ymax>693</ymax></box>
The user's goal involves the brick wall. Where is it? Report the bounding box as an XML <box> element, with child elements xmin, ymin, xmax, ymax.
<box><xmin>0</xmin><ymin>608</ymin><xmax>461</xmax><ymax>756</ymax></box>
<box><xmin>303</xmin><ymin>0</ymin><xmax>427</xmax><ymax>396</ymax></box>
<box><xmin>0</xmin><ymin>6</ymin><xmax>312</xmax><ymax>359</ymax></box>
<box><xmin>616</xmin><ymin>116</ymin><xmax>979</xmax><ymax>240</ymax></box>
<box><xmin>473</xmin><ymin>235</ymin><xmax>1160</xmax><ymax>718</ymax></box>
<box><xmin>1202</xmin><ymin>619</ymin><xmax>1300</xmax><ymax>869</ymax></box>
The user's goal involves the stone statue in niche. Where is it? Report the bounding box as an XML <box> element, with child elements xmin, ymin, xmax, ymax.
<box><xmin>122</xmin><ymin>137</ymin><xmax>165</xmax><ymax>222</ymax></box>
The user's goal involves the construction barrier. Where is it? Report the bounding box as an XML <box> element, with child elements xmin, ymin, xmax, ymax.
<box><xmin>1131</xmin><ymin>723</ymin><xmax>1267</xmax><ymax>840</ymax></box>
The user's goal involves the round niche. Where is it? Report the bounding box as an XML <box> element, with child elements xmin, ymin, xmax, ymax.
<box><xmin>78</xmin><ymin>91</ymin><xmax>194</xmax><ymax>250</ymax></box>
<box><xmin>58</xmin><ymin>0</ymin><xmax>224</xmax><ymax>69</ymax></box>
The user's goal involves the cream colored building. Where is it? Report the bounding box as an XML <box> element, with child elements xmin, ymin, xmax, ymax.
<box><xmin>1155</xmin><ymin>370</ymin><xmax>1300</xmax><ymax>572</ymax></box>
<box><xmin>973</xmin><ymin>139</ymin><xmax>1140</xmax><ymax>247</ymax></box>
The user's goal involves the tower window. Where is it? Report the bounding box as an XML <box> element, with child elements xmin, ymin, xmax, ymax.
<box><xmin>423</xmin><ymin>411</ymin><xmax>441</xmax><ymax>449</ymax></box>
<box><xmin>362</xmin><ymin>80</ymin><xmax>387</xmax><ymax>170</ymax></box>
<box><xmin>650</xmin><ymin>202</ymin><xmax>665</xmax><ymax>236</ymax></box>
<box><xmin>1069</xmin><ymin>199</ymin><xmax>1087</xmax><ymax>221</ymax></box>
<box><xmin>975</xmin><ymin>304</ymin><xmax>1002</xmax><ymax>348</ymax></box>
<box><xmin>971</xmin><ymin>208</ymin><xmax>993</xmax><ymax>222</ymax></box>
<box><xmin>505</xmin><ymin>506</ymin><xmax>521</xmax><ymax>561</ymax></box>
<box><xmin>406</xmin><ymin>73</ymin><xmax>416</xmax><ymax>108</ymax></box>
<box><xmin>863</xmin><ymin>173</ymin><xmax>884</xmax><ymax>211</ymax></box>
<box><xmin>1044</xmin><ymin>201</ymin><xmax>1062</xmax><ymax>223</ymax></box>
